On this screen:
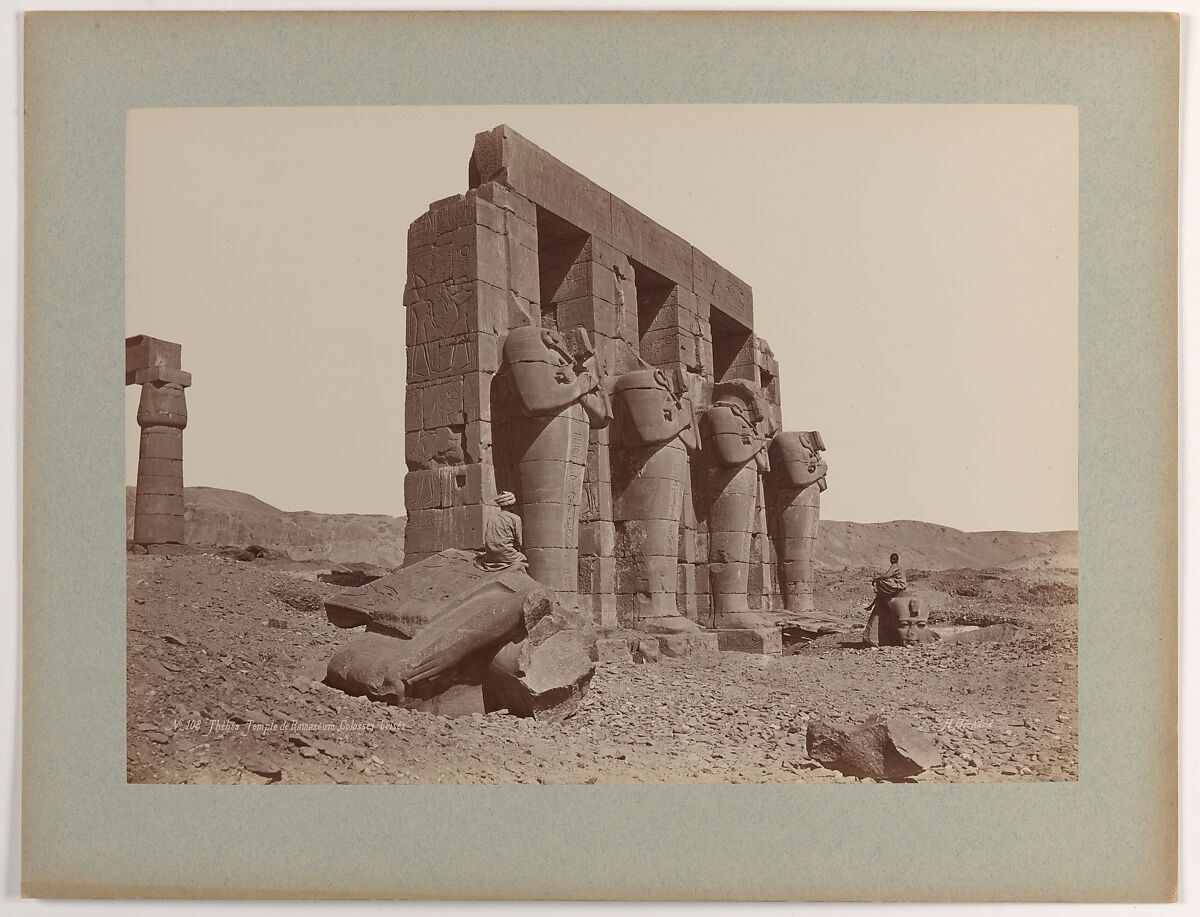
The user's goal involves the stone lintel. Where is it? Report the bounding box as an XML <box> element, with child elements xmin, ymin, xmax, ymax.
<box><xmin>469</xmin><ymin>124</ymin><xmax>754</xmax><ymax>331</ymax></box>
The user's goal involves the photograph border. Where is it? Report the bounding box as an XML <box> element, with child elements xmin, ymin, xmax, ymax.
<box><xmin>22</xmin><ymin>11</ymin><xmax>1178</xmax><ymax>900</ymax></box>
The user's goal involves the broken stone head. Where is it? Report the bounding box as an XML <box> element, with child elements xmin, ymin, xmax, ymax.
<box><xmin>864</xmin><ymin>594</ymin><xmax>936</xmax><ymax>647</ymax></box>
<box><xmin>893</xmin><ymin>598</ymin><xmax>934</xmax><ymax>645</ymax></box>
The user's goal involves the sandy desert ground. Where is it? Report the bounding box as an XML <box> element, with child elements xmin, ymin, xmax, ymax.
<box><xmin>126</xmin><ymin>513</ymin><xmax>1078</xmax><ymax>785</ymax></box>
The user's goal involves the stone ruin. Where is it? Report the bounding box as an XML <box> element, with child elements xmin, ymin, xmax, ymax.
<box><xmin>126</xmin><ymin>335</ymin><xmax>191</xmax><ymax>553</ymax></box>
<box><xmin>324</xmin><ymin>550</ymin><xmax>594</xmax><ymax>720</ymax></box>
<box><xmin>299</xmin><ymin>124</ymin><xmax>832</xmax><ymax>717</ymax></box>
<box><xmin>393</xmin><ymin>125</ymin><xmax>829</xmax><ymax>656</ymax></box>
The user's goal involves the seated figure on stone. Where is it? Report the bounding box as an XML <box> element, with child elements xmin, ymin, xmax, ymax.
<box><xmin>476</xmin><ymin>491</ymin><xmax>528</xmax><ymax>571</ymax></box>
<box><xmin>865</xmin><ymin>552</ymin><xmax>907</xmax><ymax>610</ymax></box>
<box><xmin>862</xmin><ymin>552</ymin><xmax>934</xmax><ymax>646</ymax></box>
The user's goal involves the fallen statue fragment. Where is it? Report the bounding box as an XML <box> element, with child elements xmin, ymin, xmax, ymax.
<box><xmin>322</xmin><ymin>549</ymin><xmax>595</xmax><ymax>720</ymax></box>
<box><xmin>936</xmin><ymin>622</ymin><xmax>1031</xmax><ymax>645</ymax></box>
<box><xmin>805</xmin><ymin>715</ymin><xmax>942</xmax><ymax>781</ymax></box>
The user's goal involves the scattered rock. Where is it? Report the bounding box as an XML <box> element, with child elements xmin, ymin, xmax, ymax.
<box><xmin>806</xmin><ymin>715</ymin><xmax>942</xmax><ymax>781</ymax></box>
<box><xmin>241</xmin><ymin>755</ymin><xmax>282</xmax><ymax>780</ymax></box>
<box><xmin>269</xmin><ymin>581</ymin><xmax>325</xmax><ymax>615</ymax></box>
<box><xmin>126</xmin><ymin>551</ymin><xmax>1077</xmax><ymax>785</ymax></box>
<box><xmin>142</xmin><ymin>659</ymin><xmax>174</xmax><ymax>679</ymax></box>
<box><xmin>593</xmin><ymin>636</ymin><xmax>633</xmax><ymax>665</ymax></box>
<box><xmin>633</xmin><ymin>638</ymin><xmax>661</xmax><ymax>664</ymax></box>
<box><xmin>235</xmin><ymin>545</ymin><xmax>271</xmax><ymax>562</ymax></box>
<box><xmin>317</xmin><ymin>570</ymin><xmax>384</xmax><ymax>588</ymax></box>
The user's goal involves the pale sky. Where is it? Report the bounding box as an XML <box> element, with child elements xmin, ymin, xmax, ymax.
<box><xmin>125</xmin><ymin>104</ymin><xmax>1077</xmax><ymax>532</ymax></box>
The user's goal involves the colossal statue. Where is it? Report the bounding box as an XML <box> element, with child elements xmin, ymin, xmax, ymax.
<box><xmin>324</xmin><ymin>548</ymin><xmax>595</xmax><ymax>719</ymax></box>
<box><xmin>611</xmin><ymin>367</ymin><xmax>701</xmax><ymax>634</ymax></box>
<box><xmin>702</xmin><ymin>380</ymin><xmax>777</xmax><ymax>629</ymax></box>
<box><xmin>498</xmin><ymin>326</ymin><xmax>610</xmax><ymax>604</ymax></box>
<box><xmin>768</xmin><ymin>430</ymin><xmax>828</xmax><ymax>614</ymax></box>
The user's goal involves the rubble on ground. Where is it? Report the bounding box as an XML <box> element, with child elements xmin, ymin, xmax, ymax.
<box><xmin>127</xmin><ymin>553</ymin><xmax>1078</xmax><ymax>785</ymax></box>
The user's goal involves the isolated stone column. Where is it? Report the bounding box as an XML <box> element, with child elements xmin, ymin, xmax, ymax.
<box><xmin>125</xmin><ymin>335</ymin><xmax>191</xmax><ymax>548</ymax></box>
<box><xmin>768</xmin><ymin>430</ymin><xmax>828</xmax><ymax>613</ymax></box>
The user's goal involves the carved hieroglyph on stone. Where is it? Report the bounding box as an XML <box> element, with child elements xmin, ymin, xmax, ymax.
<box><xmin>498</xmin><ymin>327</ymin><xmax>610</xmax><ymax>603</ymax></box>
<box><xmin>768</xmin><ymin>430</ymin><xmax>828</xmax><ymax>614</ymax></box>
<box><xmin>125</xmin><ymin>335</ymin><xmax>192</xmax><ymax>548</ymax></box>
<box><xmin>701</xmin><ymin>380</ymin><xmax>777</xmax><ymax>631</ymax></box>
<box><xmin>324</xmin><ymin>548</ymin><xmax>595</xmax><ymax>719</ymax></box>
<box><xmin>611</xmin><ymin>368</ymin><xmax>701</xmax><ymax>633</ymax></box>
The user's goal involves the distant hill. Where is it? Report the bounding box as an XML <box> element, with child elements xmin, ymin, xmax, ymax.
<box><xmin>814</xmin><ymin>519</ymin><xmax>1077</xmax><ymax>572</ymax></box>
<box><xmin>126</xmin><ymin>485</ymin><xmax>1076</xmax><ymax>572</ymax></box>
<box><xmin>125</xmin><ymin>486</ymin><xmax>407</xmax><ymax>569</ymax></box>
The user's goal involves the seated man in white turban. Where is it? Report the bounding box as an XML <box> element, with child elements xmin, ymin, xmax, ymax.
<box><xmin>476</xmin><ymin>491</ymin><xmax>527</xmax><ymax>571</ymax></box>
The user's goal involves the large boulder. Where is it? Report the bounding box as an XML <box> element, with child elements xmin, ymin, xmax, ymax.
<box><xmin>805</xmin><ymin>715</ymin><xmax>942</xmax><ymax>781</ymax></box>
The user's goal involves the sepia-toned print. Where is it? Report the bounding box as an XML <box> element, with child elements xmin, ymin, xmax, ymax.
<box><xmin>126</xmin><ymin>105</ymin><xmax>1078</xmax><ymax>785</ymax></box>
